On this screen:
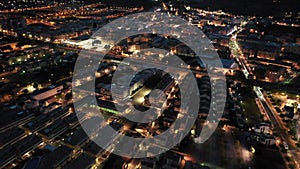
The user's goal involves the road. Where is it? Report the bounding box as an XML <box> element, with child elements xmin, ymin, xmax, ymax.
<box><xmin>252</xmin><ymin>86</ymin><xmax>300</xmax><ymax>168</ymax></box>
<box><xmin>229</xmin><ymin>20</ymin><xmax>300</xmax><ymax>168</ymax></box>
<box><xmin>229</xmin><ymin>22</ymin><xmax>253</xmax><ymax>79</ymax></box>
<box><xmin>262</xmin><ymin>94</ymin><xmax>300</xmax><ymax>168</ymax></box>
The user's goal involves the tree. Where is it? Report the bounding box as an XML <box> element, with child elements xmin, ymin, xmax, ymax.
<box><xmin>63</xmin><ymin>82</ymin><xmax>69</xmax><ymax>90</ymax></box>
<box><xmin>23</xmin><ymin>89</ymin><xmax>29</xmax><ymax>94</ymax></box>
<box><xmin>18</xmin><ymin>101</ymin><xmax>25</xmax><ymax>107</ymax></box>
<box><xmin>65</xmin><ymin>93</ymin><xmax>72</xmax><ymax>100</ymax></box>
<box><xmin>33</xmin><ymin>82</ymin><xmax>39</xmax><ymax>89</ymax></box>
<box><xmin>0</xmin><ymin>45</ymin><xmax>12</xmax><ymax>51</ymax></box>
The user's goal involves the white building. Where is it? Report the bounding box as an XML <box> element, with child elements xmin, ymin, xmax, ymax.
<box><xmin>253</xmin><ymin>122</ymin><xmax>271</xmax><ymax>134</ymax></box>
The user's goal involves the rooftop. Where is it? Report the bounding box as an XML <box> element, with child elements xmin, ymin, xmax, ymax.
<box><xmin>66</xmin><ymin>128</ymin><xmax>89</xmax><ymax>147</ymax></box>
<box><xmin>64</xmin><ymin>154</ymin><xmax>95</xmax><ymax>169</ymax></box>
<box><xmin>38</xmin><ymin>146</ymin><xmax>73</xmax><ymax>169</ymax></box>
<box><xmin>0</xmin><ymin>127</ymin><xmax>25</xmax><ymax>148</ymax></box>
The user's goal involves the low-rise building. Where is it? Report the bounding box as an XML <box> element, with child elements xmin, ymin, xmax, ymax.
<box><xmin>38</xmin><ymin>146</ymin><xmax>73</xmax><ymax>169</ymax></box>
<box><xmin>65</xmin><ymin>128</ymin><xmax>89</xmax><ymax>149</ymax></box>
<box><xmin>0</xmin><ymin>127</ymin><xmax>25</xmax><ymax>149</ymax></box>
<box><xmin>259</xmin><ymin>134</ymin><xmax>276</xmax><ymax>146</ymax></box>
<box><xmin>264</xmin><ymin>67</ymin><xmax>285</xmax><ymax>82</ymax></box>
<box><xmin>31</xmin><ymin>85</ymin><xmax>63</xmax><ymax>102</ymax></box>
<box><xmin>253</xmin><ymin>122</ymin><xmax>271</xmax><ymax>134</ymax></box>
<box><xmin>283</xmin><ymin>43</ymin><xmax>300</xmax><ymax>55</ymax></box>
<box><xmin>64</xmin><ymin>154</ymin><xmax>95</xmax><ymax>169</ymax></box>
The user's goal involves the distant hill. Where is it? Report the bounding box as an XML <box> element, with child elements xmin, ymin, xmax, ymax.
<box><xmin>188</xmin><ymin>0</ymin><xmax>299</xmax><ymax>17</ymax></box>
<box><xmin>87</xmin><ymin>0</ymin><xmax>156</xmax><ymax>10</ymax></box>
